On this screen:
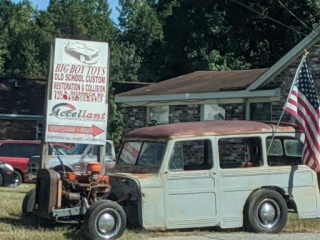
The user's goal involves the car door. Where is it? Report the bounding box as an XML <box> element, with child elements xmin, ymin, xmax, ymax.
<box><xmin>163</xmin><ymin>138</ymin><xmax>218</xmax><ymax>229</ymax></box>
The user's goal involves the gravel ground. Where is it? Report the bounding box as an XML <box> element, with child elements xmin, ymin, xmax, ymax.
<box><xmin>151</xmin><ymin>233</ymin><xmax>320</xmax><ymax>240</ymax></box>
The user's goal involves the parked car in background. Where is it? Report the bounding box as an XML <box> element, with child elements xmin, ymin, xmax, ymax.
<box><xmin>0</xmin><ymin>161</ymin><xmax>21</xmax><ymax>187</ymax></box>
<box><xmin>27</xmin><ymin>140</ymin><xmax>115</xmax><ymax>181</ymax></box>
<box><xmin>0</xmin><ymin>140</ymin><xmax>72</xmax><ymax>183</ymax></box>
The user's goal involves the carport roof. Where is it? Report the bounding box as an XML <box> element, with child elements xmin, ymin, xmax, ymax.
<box><xmin>116</xmin><ymin>68</ymin><xmax>268</xmax><ymax>97</ymax></box>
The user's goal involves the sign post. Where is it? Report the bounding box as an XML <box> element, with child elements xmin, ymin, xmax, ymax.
<box><xmin>41</xmin><ymin>38</ymin><xmax>110</xmax><ymax>172</ymax></box>
<box><xmin>41</xmin><ymin>43</ymin><xmax>54</xmax><ymax>169</ymax></box>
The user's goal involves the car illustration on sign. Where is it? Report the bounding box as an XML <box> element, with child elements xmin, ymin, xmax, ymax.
<box><xmin>64</xmin><ymin>41</ymin><xmax>99</xmax><ymax>64</ymax></box>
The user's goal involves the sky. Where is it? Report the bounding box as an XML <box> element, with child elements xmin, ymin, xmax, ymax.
<box><xmin>12</xmin><ymin>0</ymin><xmax>120</xmax><ymax>23</ymax></box>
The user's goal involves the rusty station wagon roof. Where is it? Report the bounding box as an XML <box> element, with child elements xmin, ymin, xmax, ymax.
<box><xmin>124</xmin><ymin>121</ymin><xmax>301</xmax><ymax>139</ymax></box>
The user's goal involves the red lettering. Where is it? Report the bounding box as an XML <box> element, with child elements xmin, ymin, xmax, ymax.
<box><xmin>101</xmin><ymin>67</ymin><xmax>106</xmax><ymax>76</ymax></box>
<box><xmin>69</xmin><ymin>65</ymin><xmax>83</xmax><ymax>74</ymax></box>
<box><xmin>55</xmin><ymin>64</ymin><xmax>69</xmax><ymax>73</ymax></box>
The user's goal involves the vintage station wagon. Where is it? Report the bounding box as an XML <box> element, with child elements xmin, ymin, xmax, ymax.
<box><xmin>107</xmin><ymin>120</ymin><xmax>320</xmax><ymax>235</ymax></box>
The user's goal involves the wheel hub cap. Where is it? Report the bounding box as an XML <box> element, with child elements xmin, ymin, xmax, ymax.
<box><xmin>257</xmin><ymin>198</ymin><xmax>280</xmax><ymax>228</ymax></box>
<box><xmin>260</xmin><ymin>202</ymin><xmax>276</xmax><ymax>222</ymax></box>
<box><xmin>95</xmin><ymin>208</ymin><xmax>121</xmax><ymax>238</ymax></box>
<box><xmin>98</xmin><ymin>213</ymin><xmax>115</xmax><ymax>233</ymax></box>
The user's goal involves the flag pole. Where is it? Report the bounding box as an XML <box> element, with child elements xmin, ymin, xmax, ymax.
<box><xmin>267</xmin><ymin>53</ymin><xmax>307</xmax><ymax>153</ymax></box>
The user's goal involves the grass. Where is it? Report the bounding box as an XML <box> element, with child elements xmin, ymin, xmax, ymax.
<box><xmin>1</xmin><ymin>184</ymin><xmax>320</xmax><ymax>240</ymax></box>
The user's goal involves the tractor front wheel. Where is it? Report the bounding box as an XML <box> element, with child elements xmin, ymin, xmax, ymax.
<box><xmin>83</xmin><ymin>200</ymin><xmax>126</xmax><ymax>240</ymax></box>
<box><xmin>22</xmin><ymin>188</ymin><xmax>36</xmax><ymax>216</ymax></box>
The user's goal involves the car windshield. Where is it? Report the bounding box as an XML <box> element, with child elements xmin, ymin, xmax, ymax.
<box><xmin>52</xmin><ymin>145</ymin><xmax>71</xmax><ymax>155</ymax></box>
<box><xmin>70</xmin><ymin>144</ymin><xmax>88</xmax><ymax>155</ymax></box>
<box><xmin>75</xmin><ymin>43</ymin><xmax>86</xmax><ymax>49</ymax></box>
<box><xmin>118</xmin><ymin>141</ymin><xmax>166</xmax><ymax>167</ymax></box>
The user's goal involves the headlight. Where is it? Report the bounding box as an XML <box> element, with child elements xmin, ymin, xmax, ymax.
<box><xmin>5</xmin><ymin>163</ymin><xmax>14</xmax><ymax>171</ymax></box>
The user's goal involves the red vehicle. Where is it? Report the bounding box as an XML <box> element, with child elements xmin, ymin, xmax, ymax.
<box><xmin>0</xmin><ymin>140</ymin><xmax>72</xmax><ymax>184</ymax></box>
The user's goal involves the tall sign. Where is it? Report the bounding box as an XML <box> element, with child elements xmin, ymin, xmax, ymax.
<box><xmin>45</xmin><ymin>38</ymin><xmax>109</xmax><ymax>145</ymax></box>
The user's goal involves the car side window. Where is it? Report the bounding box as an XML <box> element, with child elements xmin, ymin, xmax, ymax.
<box><xmin>20</xmin><ymin>144</ymin><xmax>41</xmax><ymax>158</ymax></box>
<box><xmin>169</xmin><ymin>139</ymin><xmax>213</xmax><ymax>171</ymax></box>
<box><xmin>284</xmin><ymin>139</ymin><xmax>303</xmax><ymax>157</ymax></box>
<box><xmin>266</xmin><ymin>137</ymin><xmax>302</xmax><ymax>166</ymax></box>
<box><xmin>0</xmin><ymin>144</ymin><xmax>21</xmax><ymax>157</ymax></box>
<box><xmin>91</xmin><ymin>145</ymin><xmax>98</xmax><ymax>155</ymax></box>
<box><xmin>105</xmin><ymin>142</ymin><xmax>112</xmax><ymax>156</ymax></box>
<box><xmin>266</xmin><ymin>139</ymin><xmax>283</xmax><ymax>156</ymax></box>
<box><xmin>87</xmin><ymin>144</ymin><xmax>112</xmax><ymax>156</ymax></box>
<box><xmin>219</xmin><ymin>137</ymin><xmax>262</xmax><ymax>169</ymax></box>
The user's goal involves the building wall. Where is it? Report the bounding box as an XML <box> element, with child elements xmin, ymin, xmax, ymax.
<box><xmin>224</xmin><ymin>104</ymin><xmax>246</xmax><ymax>120</ymax></box>
<box><xmin>122</xmin><ymin>103</ymin><xmax>246</xmax><ymax>134</ymax></box>
<box><xmin>0</xmin><ymin>120</ymin><xmax>37</xmax><ymax>140</ymax></box>
<box><xmin>169</xmin><ymin>105</ymin><xmax>200</xmax><ymax>123</ymax></box>
<box><xmin>122</xmin><ymin>107</ymin><xmax>147</xmax><ymax>134</ymax></box>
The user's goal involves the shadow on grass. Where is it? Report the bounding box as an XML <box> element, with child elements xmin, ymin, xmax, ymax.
<box><xmin>0</xmin><ymin>215</ymin><xmax>79</xmax><ymax>232</ymax></box>
<box><xmin>0</xmin><ymin>216</ymin><xmax>37</xmax><ymax>229</ymax></box>
<box><xmin>0</xmin><ymin>215</ymin><xmax>244</xmax><ymax>240</ymax></box>
<box><xmin>64</xmin><ymin>228</ymin><xmax>87</xmax><ymax>240</ymax></box>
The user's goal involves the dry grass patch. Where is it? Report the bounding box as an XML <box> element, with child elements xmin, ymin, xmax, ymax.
<box><xmin>283</xmin><ymin>212</ymin><xmax>320</xmax><ymax>233</ymax></box>
<box><xmin>1</xmin><ymin>184</ymin><xmax>320</xmax><ymax>239</ymax></box>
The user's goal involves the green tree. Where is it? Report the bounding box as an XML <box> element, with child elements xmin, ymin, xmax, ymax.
<box><xmin>0</xmin><ymin>0</ymin><xmax>43</xmax><ymax>78</ymax></box>
<box><xmin>154</xmin><ymin>0</ymin><xmax>320</xmax><ymax>81</ymax></box>
<box><xmin>224</xmin><ymin>0</ymin><xmax>320</xmax><ymax>68</ymax></box>
<box><xmin>0</xmin><ymin>0</ymin><xmax>12</xmax><ymax>75</ymax></box>
<box><xmin>151</xmin><ymin>0</ymin><xmax>249</xmax><ymax>80</ymax></box>
<box><xmin>119</xmin><ymin>0</ymin><xmax>164</xmax><ymax>81</ymax></box>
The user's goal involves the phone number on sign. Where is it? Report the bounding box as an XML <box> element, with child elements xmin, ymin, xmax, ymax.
<box><xmin>54</xmin><ymin>91</ymin><xmax>105</xmax><ymax>102</ymax></box>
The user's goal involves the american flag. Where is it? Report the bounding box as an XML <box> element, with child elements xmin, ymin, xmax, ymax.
<box><xmin>284</xmin><ymin>58</ymin><xmax>320</xmax><ymax>172</ymax></box>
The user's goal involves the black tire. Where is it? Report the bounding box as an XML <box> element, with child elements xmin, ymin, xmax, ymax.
<box><xmin>22</xmin><ymin>188</ymin><xmax>36</xmax><ymax>216</ymax></box>
<box><xmin>244</xmin><ymin>189</ymin><xmax>287</xmax><ymax>233</ymax></box>
<box><xmin>83</xmin><ymin>200</ymin><xmax>126</xmax><ymax>240</ymax></box>
<box><xmin>12</xmin><ymin>170</ymin><xmax>22</xmax><ymax>186</ymax></box>
<box><xmin>0</xmin><ymin>173</ymin><xmax>3</xmax><ymax>186</ymax></box>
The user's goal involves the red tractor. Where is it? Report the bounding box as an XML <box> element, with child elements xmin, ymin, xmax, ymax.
<box><xmin>22</xmin><ymin>159</ymin><xmax>127</xmax><ymax>240</ymax></box>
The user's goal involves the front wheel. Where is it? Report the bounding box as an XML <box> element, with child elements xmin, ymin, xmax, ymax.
<box><xmin>83</xmin><ymin>200</ymin><xmax>126</xmax><ymax>240</ymax></box>
<box><xmin>22</xmin><ymin>188</ymin><xmax>36</xmax><ymax>216</ymax></box>
<box><xmin>0</xmin><ymin>173</ymin><xmax>3</xmax><ymax>186</ymax></box>
<box><xmin>12</xmin><ymin>171</ymin><xmax>22</xmax><ymax>186</ymax></box>
<box><xmin>244</xmin><ymin>189</ymin><xmax>287</xmax><ymax>233</ymax></box>
<box><xmin>79</xmin><ymin>54</ymin><xmax>86</xmax><ymax>63</ymax></box>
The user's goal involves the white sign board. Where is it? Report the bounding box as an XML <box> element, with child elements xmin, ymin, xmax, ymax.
<box><xmin>45</xmin><ymin>38</ymin><xmax>109</xmax><ymax>145</ymax></box>
<box><xmin>45</xmin><ymin>100</ymin><xmax>108</xmax><ymax>145</ymax></box>
<box><xmin>52</xmin><ymin>38</ymin><xmax>109</xmax><ymax>103</ymax></box>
